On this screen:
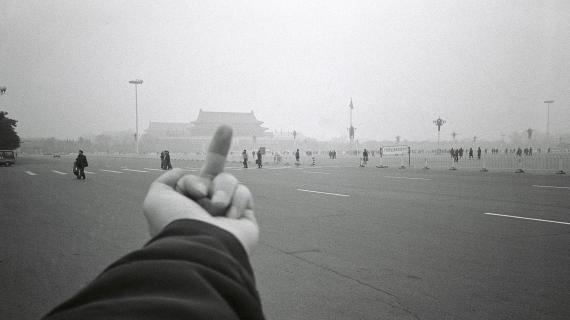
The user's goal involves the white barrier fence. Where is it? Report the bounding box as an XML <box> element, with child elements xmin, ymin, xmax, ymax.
<box><xmin>377</xmin><ymin>153</ymin><xmax>569</xmax><ymax>173</ymax></box>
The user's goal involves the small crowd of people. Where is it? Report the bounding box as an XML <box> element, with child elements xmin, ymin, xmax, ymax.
<box><xmin>242</xmin><ymin>148</ymin><xmax>264</xmax><ymax>168</ymax></box>
<box><xmin>328</xmin><ymin>150</ymin><xmax>337</xmax><ymax>159</ymax></box>
<box><xmin>160</xmin><ymin>150</ymin><xmax>172</xmax><ymax>170</ymax></box>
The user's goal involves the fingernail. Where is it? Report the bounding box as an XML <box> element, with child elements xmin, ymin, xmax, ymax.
<box><xmin>211</xmin><ymin>190</ymin><xmax>228</xmax><ymax>206</ymax></box>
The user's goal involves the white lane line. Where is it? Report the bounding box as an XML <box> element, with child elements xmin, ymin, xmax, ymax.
<box><xmin>122</xmin><ymin>168</ymin><xmax>148</xmax><ymax>173</ymax></box>
<box><xmin>385</xmin><ymin>176</ymin><xmax>432</xmax><ymax>181</ymax></box>
<box><xmin>184</xmin><ymin>167</ymin><xmax>201</xmax><ymax>170</ymax></box>
<box><xmin>483</xmin><ymin>213</ymin><xmax>570</xmax><ymax>226</ymax></box>
<box><xmin>181</xmin><ymin>168</ymin><xmax>199</xmax><ymax>172</ymax></box>
<box><xmin>52</xmin><ymin>170</ymin><xmax>68</xmax><ymax>175</ymax></box>
<box><xmin>304</xmin><ymin>171</ymin><xmax>331</xmax><ymax>175</ymax></box>
<box><xmin>266</xmin><ymin>167</ymin><xmax>292</xmax><ymax>170</ymax></box>
<box><xmin>532</xmin><ymin>185</ymin><xmax>569</xmax><ymax>190</ymax></box>
<box><xmin>84</xmin><ymin>171</ymin><xmax>95</xmax><ymax>174</ymax></box>
<box><xmin>24</xmin><ymin>171</ymin><xmax>37</xmax><ymax>176</ymax></box>
<box><xmin>297</xmin><ymin>188</ymin><xmax>350</xmax><ymax>197</ymax></box>
<box><xmin>144</xmin><ymin>168</ymin><xmax>164</xmax><ymax>171</ymax></box>
<box><xmin>100</xmin><ymin>169</ymin><xmax>123</xmax><ymax>174</ymax></box>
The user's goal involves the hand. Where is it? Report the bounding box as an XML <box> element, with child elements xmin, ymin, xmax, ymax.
<box><xmin>143</xmin><ymin>126</ymin><xmax>259</xmax><ymax>253</ymax></box>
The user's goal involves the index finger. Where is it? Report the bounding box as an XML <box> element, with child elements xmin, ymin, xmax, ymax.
<box><xmin>200</xmin><ymin>125</ymin><xmax>233</xmax><ymax>179</ymax></box>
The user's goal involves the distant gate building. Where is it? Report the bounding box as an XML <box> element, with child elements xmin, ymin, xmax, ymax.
<box><xmin>140</xmin><ymin>110</ymin><xmax>274</xmax><ymax>153</ymax></box>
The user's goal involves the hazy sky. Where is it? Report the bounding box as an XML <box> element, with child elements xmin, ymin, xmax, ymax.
<box><xmin>1</xmin><ymin>0</ymin><xmax>569</xmax><ymax>142</ymax></box>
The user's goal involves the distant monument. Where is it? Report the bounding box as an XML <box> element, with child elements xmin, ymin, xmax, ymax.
<box><xmin>141</xmin><ymin>110</ymin><xmax>273</xmax><ymax>153</ymax></box>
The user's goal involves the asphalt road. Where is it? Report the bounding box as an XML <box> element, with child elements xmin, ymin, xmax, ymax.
<box><xmin>1</xmin><ymin>155</ymin><xmax>569</xmax><ymax>319</ymax></box>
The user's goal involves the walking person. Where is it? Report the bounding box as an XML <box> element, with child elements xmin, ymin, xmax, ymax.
<box><xmin>75</xmin><ymin>150</ymin><xmax>88</xmax><ymax>180</ymax></box>
<box><xmin>160</xmin><ymin>151</ymin><xmax>165</xmax><ymax>169</ymax></box>
<box><xmin>362</xmin><ymin>148</ymin><xmax>369</xmax><ymax>166</ymax></box>
<box><xmin>477</xmin><ymin>147</ymin><xmax>482</xmax><ymax>160</ymax></box>
<box><xmin>256</xmin><ymin>148</ymin><xmax>263</xmax><ymax>168</ymax></box>
<box><xmin>242</xmin><ymin>149</ymin><xmax>248</xmax><ymax>168</ymax></box>
<box><xmin>295</xmin><ymin>148</ymin><xmax>300</xmax><ymax>165</ymax></box>
<box><xmin>164</xmin><ymin>150</ymin><xmax>173</xmax><ymax>170</ymax></box>
<box><xmin>469</xmin><ymin>148</ymin><xmax>473</xmax><ymax>159</ymax></box>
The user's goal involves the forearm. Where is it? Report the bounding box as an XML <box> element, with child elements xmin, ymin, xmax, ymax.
<box><xmin>44</xmin><ymin>219</ymin><xmax>265</xmax><ymax>320</ymax></box>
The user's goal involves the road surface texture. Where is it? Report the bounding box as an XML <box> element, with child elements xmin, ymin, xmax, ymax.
<box><xmin>1</xmin><ymin>155</ymin><xmax>569</xmax><ymax>319</ymax></box>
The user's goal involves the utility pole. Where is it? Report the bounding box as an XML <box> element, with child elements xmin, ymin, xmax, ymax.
<box><xmin>129</xmin><ymin>79</ymin><xmax>143</xmax><ymax>154</ymax></box>
<box><xmin>348</xmin><ymin>98</ymin><xmax>355</xmax><ymax>150</ymax></box>
<box><xmin>544</xmin><ymin>100</ymin><xmax>554</xmax><ymax>149</ymax></box>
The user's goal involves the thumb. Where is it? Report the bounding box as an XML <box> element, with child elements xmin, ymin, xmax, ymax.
<box><xmin>200</xmin><ymin>125</ymin><xmax>233</xmax><ymax>179</ymax></box>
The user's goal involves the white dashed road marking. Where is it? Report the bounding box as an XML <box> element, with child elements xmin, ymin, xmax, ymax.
<box><xmin>24</xmin><ymin>171</ymin><xmax>37</xmax><ymax>176</ymax></box>
<box><xmin>483</xmin><ymin>213</ymin><xmax>570</xmax><ymax>226</ymax></box>
<box><xmin>297</xmin><ymin>188</ymin><xmax>350</xmax><ymax>197</ymax></box>
<box><xmin>122</xmin><ymin>168</ymin><xmax>148</xmax><ymax>173</ymax></box>
<box><xmin>52</xmin><ymin>170</ymin><xmax>68</xmax><ymax>175</ymax></box>
<box><xmin>84</xmin><ymin>171</ymin><xmax>95</xmax><ymax>174</ymax></box>
<box><xmin>385</xmin><ymin>176</ymin><xmax>432</xmax><ymax>181</ymax></box>
<box><xmin>304</xmin><ymin>171</ymin><xmax>331</xmax><ymax>175</ymax></box>
<box><xmin>532</xmin><ymin>185</ymin><xmax>569</xmax><ymax>190</ymax></box>
<box><xmin>144</xmin><ymin>168</ymin><xmax>164</xmax><ymax>171</ymax></box>
<box><xmin>100</xmin><ymin>169</ymin><xmax>123</xmax><ymax>174</ymax></box>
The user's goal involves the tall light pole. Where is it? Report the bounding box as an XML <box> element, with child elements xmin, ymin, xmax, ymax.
<box><xmin>129</xmin><ymin>79</ymin><xmax>143</xmax><ymax>154</ymax></box>
<box><xmin>348</xmin><ymin>98</ymin><xmax>355</xmax><ymax>149</ymax></box>
<box><xmin>543</xmin><ymin>100</ymin><xmax>554</xmax><ymax>149</ymax></box>
<box><xmin>433</xmin><ymin>117</ymin><xmax>446</xmax><ymax>153</ymax></box>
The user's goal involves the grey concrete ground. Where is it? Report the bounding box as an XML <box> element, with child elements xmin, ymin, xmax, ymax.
<box><xmin>1</xmin><ymin>155</ymin><xmax>569</xmax><ymax>319</ymax></box>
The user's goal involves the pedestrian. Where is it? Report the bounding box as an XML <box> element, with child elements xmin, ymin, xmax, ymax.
<box><xmin>242</xmin><ymin>149</ymin><xmax>248</xmax><ymax>168</ymax></box>
<box><xmin>75</xmin><ymin>150</ymin><xmax>88</xmax><ymax>179</ymax></box>
<box><xmin>362</xmin><ymin>148</ymin><xmax>369</xmax><ymax>165</ymax></box>
<box><xmin>43</xmin><ymin>126</ymin><xmax>265</xmax><ymax>320</ymax></box>
<box><xmin>477</xmin><ymin>147</ymin><xmax>481</xmax><ymax>160</ymax></box>
<box><xmin>295</xmin><ymin>148</ymin><xmax>300</xmax><ymax>163</ymax></box>
<box><xmin>256</xmin><ymin>148</ymin><xmax>263</xmax><ymax>168</ymax></box>
<box><xmin>469</xmin><ymin>148</ymin><xmax>473</xmax><ymax>159</ymax></box>
<box><xmin>164</xmin><ymin>150</ymin><xmax>173</xmax><ymax>170</ymax></box>
<box><xmin>160</xmin><ymin>151</ymin><xmax>165</xmax><ymax>169</ymax></box>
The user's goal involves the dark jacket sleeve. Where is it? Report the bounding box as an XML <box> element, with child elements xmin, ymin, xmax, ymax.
<box><xmin>43</xmin><ymin>219</ymin><xmax>265</xmax><ymax>320</ymax></box>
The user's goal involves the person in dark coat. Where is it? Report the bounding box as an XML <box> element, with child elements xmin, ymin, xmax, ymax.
<box><xmin>75</xmin><ymin>150</ymin><xmax>88</xmax><ymax>179</ymax></box>
<box><xmin>242</xmin><ymin>149</ymin><xmax>248</xmax><ymax>168</ymax></box>
<box><xmin>256</xmin><ymin>148</ymin><xmax>263</xmax><ymax>168</ymax></box>
<box><xmin>295</xmin><ymin>149</ymin><xmax>300</xmax><ymax>163</ymax></box>
<box><xmin>164</xmin><ymin>150</ymin><xmax>172</xmax><ymax>170</ymax></box>
<box><xmin>477</xmin><ymin>147</ymin><xmax>482</xmax><ymax>160</ymax></box>
<box><xmin>362</xmin><ymin>148</ymin><xmax>369</xmax><ymax>165</ymax></box>
<box><xmin>43</xmin><ymin>126</ymin><xmax>265</xmax><ymax>320</ymax></box>
<box><xmin>160</xmin><ymin>151</ymin><xmax>165</xmax><ymax>169</ymax></box>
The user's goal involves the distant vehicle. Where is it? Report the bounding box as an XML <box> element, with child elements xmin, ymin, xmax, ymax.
<box><xmin>0</xmin><ymin>150</ymin><xmax>16</xmax><ymax>166</ymax></box>
<box><xmin>53</xmin><ymin>154</ymin><xmax>61</xmax><ymax>158</ymax></box>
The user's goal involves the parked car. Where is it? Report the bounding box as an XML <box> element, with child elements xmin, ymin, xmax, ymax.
<box><xmin>0</xmin><ymin>150</ymin><xmax>16</xmax><ymax>166</ymax></box>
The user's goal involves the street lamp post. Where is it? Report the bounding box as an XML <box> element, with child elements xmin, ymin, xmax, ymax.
<box><xmin>433</xmin><ymin>117</ymin><xmax>446</xmax><ymax>153</ymax></box>
<box><xmin>129</xmin><ymin>79</ymin><xmax>143</xmax><ymax>154</ymax></box>
<box><xmin>543</xmin><ymin>100</ymin><xmax>554</xmax><ymax>149</ymax></box>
